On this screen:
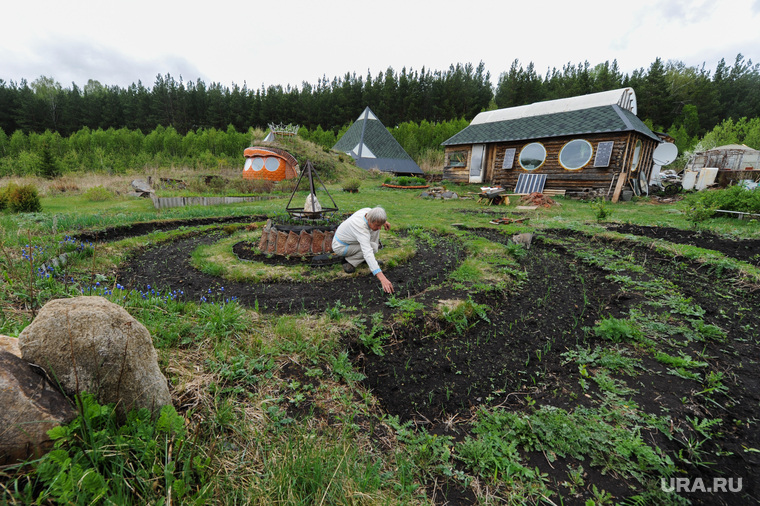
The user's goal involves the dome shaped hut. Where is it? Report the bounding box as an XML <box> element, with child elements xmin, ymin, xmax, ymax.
<box><xmin>242</xmin><ymin>146</ymin><xmax>299</xmax><ymax>181</ymax></box>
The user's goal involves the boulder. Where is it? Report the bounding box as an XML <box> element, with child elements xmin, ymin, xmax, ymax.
<box><xmin>130</xmin><ymin>179</ymin><xmax>155</xmax><ymax>197</ymax></box>
<box><xmin>19</xmin><ymin>296</ymin><xmax>172</xmax><ymax>419</ymax></box>
<box><xmin>0</xmin><ymin>351</ymin><xmax>77</xmax><ymax>464</ymax></box>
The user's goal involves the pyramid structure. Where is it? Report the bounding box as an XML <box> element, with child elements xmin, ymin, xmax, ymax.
<box><xmin>333</xmin><ymin>107</ymin><xmax>423</xmax><ymax>175</ymax></box>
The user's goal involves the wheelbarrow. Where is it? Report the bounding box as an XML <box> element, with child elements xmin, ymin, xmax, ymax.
<box><xmin>478</xmin><ymin>187</ymin><xmax>509</xmax><ymax>206</ymax></box>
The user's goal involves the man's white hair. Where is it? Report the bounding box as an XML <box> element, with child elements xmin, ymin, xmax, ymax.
<box><xmin>366</xmin><ymin>206</ymin><xmax>387</xmax><ymax>224</ymax></box>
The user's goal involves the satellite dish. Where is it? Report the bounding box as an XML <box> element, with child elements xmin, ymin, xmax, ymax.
<box><xmin>652</xmin><ymin>143</ymin><xmax>678</xmax><ymax>166</ymax></box>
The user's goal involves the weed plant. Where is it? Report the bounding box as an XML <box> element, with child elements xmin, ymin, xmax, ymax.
<box><xmin>6</xmin><ymin>393</ymin><xmax>211</xmax><ymax>504</ymax></box>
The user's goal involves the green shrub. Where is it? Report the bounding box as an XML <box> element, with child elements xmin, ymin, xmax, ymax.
<box><xmin>385</xmin><ymin>176</ymin><xmax>427</xmax><ymax>186</ymax></box>
<box><xmin>590</xmin><ymin>197</ymin><xmax>612</xmax><ymax>222</ymax></box>
<box><xmin>684</xmin><ymin>185</ymin><xmax>760</xmax><ymax>214</ymax></box>
<box><xmin>39</xmin><ymin>144</ymin><xmax>61</xmax><ymax>179</ymax></box>
<box><xmin>275</xmin><ymin>179</ymin><xmax>298</xmax><ymax>194</ymax></box>
<box><xmin>341</xmin><ymin>177</ymin><xmax>361</xmax><ymax>191</ymax></box>
<box><xmin>231</xmin><ymin>178</ymin><xmax>274</xmax><ymax>194</ymax></box>
<box><xmin>6</xmin><ymin>183</ymin><xmax>42</xmax><ymax>213</ymax></box>
<box><xmin>82</xmin><ymin>185</ymin><xmax>114</xmax><ymax>202</ymax></box>
<box><xmin>8</xmin><ymin>393</ymin><xmax>210</xmax><ymax>504</ymax></box>
<box><xmin>0</xmin><ymin>185</ymin><xmax>8</xmax><ymax>211</ymax></box>
<box><xmin>684</xmin><ymin>199</ymin><xmax>718</xmax><ymax>227</ymax></box>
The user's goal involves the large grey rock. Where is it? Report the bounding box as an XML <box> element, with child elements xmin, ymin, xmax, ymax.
<box><xmin>0</xmin><ymin>351</ymin><xmax>77</xmax><ymax>464</ymax></box>
<box><xmin>130</xmin><ymin>179</ymin><xmax>154</xmax><ymax>197</ymax></box>
<box><xmin>19</xmin><ymin>296</ymin><xmax>171</xmax><ymax>419</ymax></box>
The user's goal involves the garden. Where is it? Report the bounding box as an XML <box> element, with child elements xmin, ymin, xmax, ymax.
<box><xmin>1</xmin><ymin>163</ymin><xmax>759</xmax><ymax>505</ymax></box>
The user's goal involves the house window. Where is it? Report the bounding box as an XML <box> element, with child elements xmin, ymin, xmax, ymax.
<box><xmin>594</xmin><ymin>141</ymin><xmax>614</xmax><ymax>167</ymax></box>
<box><xmin>502</xmin><ymin>148</ymin><xmax>516</xmax><ymax>169</ymax></box>
<box><xmin>630</xmin><ymin>140</ymin><xmax>642</xmax><ymax>172</ymax></box>
<box><xmin>559</xmin><ymin>139</ymin><xmax>593</xmax><ymax>170</ymax></box>
<box><xmin>448</xmin><ymin>151</ymin><xmax>467</xmax><ymax>167</ymax></box>
<box><xmin>251</xmin><ymin>157</ymin><xmax>265</xmax><ymax>171</ymax></box>
<box><xmin>265</xmin><ymin>157</ymin><xmax>281</xmax><ymax>171</ymax></box>
<box><xmin>519</xmin><ymin>143</ymin><xmax>546</xmax><ymax>170</ymax></box>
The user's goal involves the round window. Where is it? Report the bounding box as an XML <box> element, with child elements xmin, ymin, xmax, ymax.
<box><xmin>519</xmin><ymin>143</ymin><xmax>546</xmax><ymax>170</ymax></box>
<box><xmin>559</xmin><ymin>139</ymin><xmax>593</xmax><ymax>170</ymax></box>
<box><xmin>265</xmin><ymin>157</ymin><xmax>281</xmax><ymax>172</ymax></box>
<box><xmin>251</xmin><ymin>157</ymin><xmax>265</xmax><ymax>171</ymax></box>
<box><xmin>243</xmin><ymin>158</ymin><xmax>253</xmax><ymax>171</ymax></box>
<box><xmin>630</xmin><ymin>140</ymin><xmax>642</xmax><ymax>172</ymax></box>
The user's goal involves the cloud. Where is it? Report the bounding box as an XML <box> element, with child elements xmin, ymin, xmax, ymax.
<box><xmin>1</xmin><ymin>0</ymin><xmax>758</xmax><ymax>91</ymax></box>
<box><xmin>2</xmin><ymin>36</ymin><xmax>207</xmax><ymax>88</ymax></box>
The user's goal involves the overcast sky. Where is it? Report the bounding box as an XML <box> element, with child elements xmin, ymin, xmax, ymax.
<box><xmin>3</xmin><ymin>0</ymin><xmax>759</xmax><ymax>91</ymax></box>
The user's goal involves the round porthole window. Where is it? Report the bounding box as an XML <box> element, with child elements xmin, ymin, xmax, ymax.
<box><xmin>519</xmin><ymin>143</ymin><xmax>546</xmax><ymax>170</ymax></box>
<box><xmin>265</xmin><ymin>157</ymin><xmax>281</xmax><ymax>172</ymax></box>
<box><xmin>244</xmin><ymin>158</ymin><xmax>253</xmax><ymax>171</ymax></box>
<box><xmin>559</xmin><ymin>139</ymin><xmax>593</xmax><ymax>170</ymax></box>
<box><xmin>630</xmin><ymin>140</ymin><xmax>642</xmax><ymax>172</ymax></box>
<box><xmin>250</xmin><ymin>157</ymin><xmax>264</xmax><ymax>171</ymax></box>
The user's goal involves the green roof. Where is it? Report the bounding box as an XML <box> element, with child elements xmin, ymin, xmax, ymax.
<box><xmin>442</xmin><ymin>105</ymin><xmax>660</xmax><ymax>146</ymax></box>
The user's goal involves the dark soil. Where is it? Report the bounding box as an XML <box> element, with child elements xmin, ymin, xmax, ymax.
<box><xmin>113</xmin><ymin>226</ymin><xmax>466</xmax><ymax>316</ymax></box>
<box><xmin>96</xmin><ymin>218</ymin><xmax>760</xmax><ymax>505</ymax></box>
<box><xmin>606</xmin><ymin>223</ymin><xmax>760</xmax><ymax>266</ymax></box>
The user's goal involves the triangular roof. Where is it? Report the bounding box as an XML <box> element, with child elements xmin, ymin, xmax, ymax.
<box><xmin>442</xmin><ymin>104</ymin><xmax>660</xmax><ymax>146</ymax></box>
<box><xmin>333</xmin><ymin>107</ymin><xmax>423</xmax><ymax>175</ymax></box>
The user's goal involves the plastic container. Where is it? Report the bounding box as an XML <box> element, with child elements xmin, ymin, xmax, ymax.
<box><xmin>681</xmin><ymin>169</ymin><xmax>698</xmax><ymax>190</ymax></box>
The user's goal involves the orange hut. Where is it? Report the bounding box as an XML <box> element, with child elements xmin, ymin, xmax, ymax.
<box><xmin>242</xmin><ymin>146</ymin><xmax>299</xmax><ymax>181</ymax></box>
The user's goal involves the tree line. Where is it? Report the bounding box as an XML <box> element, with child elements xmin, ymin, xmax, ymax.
<box><xmin>2</xmin><ymin>55</ymin><xmax>758</xmax><ymax>138</ymax></box>
<box><xmin>0</xmin><ymin>54</ymin><xmax>759</xmax><ymax>176</ymax></box>
<box><xmin>0</xmin><ymin>115</ymin><xmax>477</xmax><ymax>177</ymax></box>
<box><xmin>0</xmin><ymin>62</ymin><xmax>493</xmax><ymax>138</ymax></box>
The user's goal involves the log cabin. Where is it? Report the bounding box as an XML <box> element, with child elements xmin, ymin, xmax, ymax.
<box><xmin>441</xmin><ymin>88</ymin><xmax>667</xmax><ymax>201</ymax></box>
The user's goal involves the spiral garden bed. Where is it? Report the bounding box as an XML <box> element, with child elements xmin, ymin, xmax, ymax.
<box><xmin>105</xmin><ymin>218</ymin><xmax>759</xmax><ymax>505</ymax></box>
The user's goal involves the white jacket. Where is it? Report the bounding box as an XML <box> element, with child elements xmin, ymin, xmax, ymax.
<box><xmin>333</xmin><ymin>208</ymin><xmax>382</xmax><ymax>274</ymax></box>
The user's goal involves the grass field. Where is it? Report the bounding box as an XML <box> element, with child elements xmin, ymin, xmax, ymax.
<box><xmin>1</xmin><ymin>169</ymin><xmax>759</xmax><ymax>505</ymax></box>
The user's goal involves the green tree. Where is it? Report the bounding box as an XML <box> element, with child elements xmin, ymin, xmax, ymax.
<box><xmin>39</xmin><ymin>143</ymin><xmax>61</xmax><ymax>179</ymax></box>
<box><xmin>637</xmin><ymin>57</ymin><xmax>671</xmax><ymax>131</ymax></box>
<box><xmin>31</xmin><ymin>76</ymin><xmax>63</xmax><ymax>130</ymax></box>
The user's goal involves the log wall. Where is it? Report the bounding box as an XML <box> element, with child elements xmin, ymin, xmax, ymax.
<box><xmin>442</xmin><ymin>148</ymin><xmax>472</xmax><ymax>184</ymax></box>
<box><xmin>444</xmin><ymin>132</ymin><xmax>658</xmax><ymax>197</ymax></box>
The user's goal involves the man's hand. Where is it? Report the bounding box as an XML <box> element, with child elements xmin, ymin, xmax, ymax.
<box><xmin>377</xmin><ymin>272</ymin><xmax>394</xmax><ymax>293</ymax></box>
<box><xmin>382</xmin><ymin>221</ymin><xmax>391</xmax><ymax>231</ymax></box>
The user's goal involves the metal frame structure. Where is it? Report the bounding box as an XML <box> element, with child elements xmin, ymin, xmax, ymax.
<box><xmin>285</xmin><ymin>161</ymin><xmax>339</xmax><ymax>219</ymax></box>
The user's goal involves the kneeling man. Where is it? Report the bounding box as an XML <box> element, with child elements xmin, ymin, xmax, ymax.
<box><xmin>332</xmin><ymin>206</ymin><xmax>394</xmax><ymax>293</ymax></box>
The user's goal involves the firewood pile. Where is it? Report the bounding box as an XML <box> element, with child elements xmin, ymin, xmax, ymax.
<box><xmin>520</xmin><ymin>192</ymin><xmax>558</xmax><ymax>208</ymax></box>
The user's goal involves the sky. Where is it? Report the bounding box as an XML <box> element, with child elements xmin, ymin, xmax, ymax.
<box><xmin>2</xmin><ymin>0</ymin><xmax>759</xmax><ymax>92</ymax></box>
